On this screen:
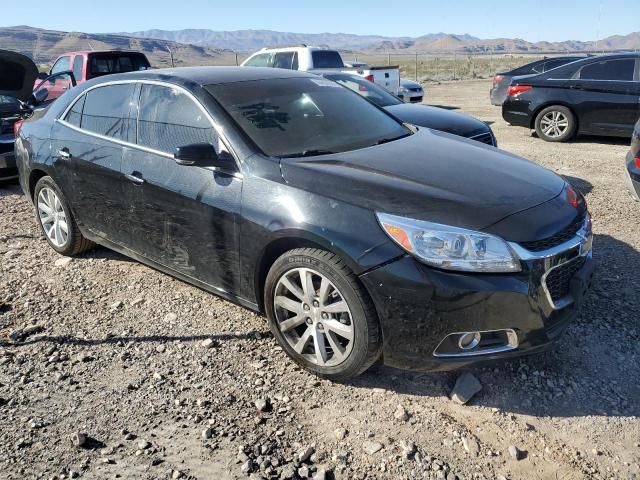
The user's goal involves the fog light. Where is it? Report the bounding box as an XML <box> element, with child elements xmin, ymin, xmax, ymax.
<box><xmin>458</xmin><ymin>332</ymin><xmax>481</xmax><ymax>350</ymax></box>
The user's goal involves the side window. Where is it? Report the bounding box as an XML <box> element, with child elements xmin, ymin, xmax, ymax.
<box><xmin>244</xmin><ymin>53</ymin><xmax>272</xmax><ymax>67</ymax></box>
<box><xmin>542</xmin><ymin>59</ymin><xmax>571</xmax><ymax>72</ymax></box>
<box><xmin>72</xmin><ymin>56</ymin><xmax>83</xmax><ymax>81</ymax></box>
<box><xmin>51</xmin><ymin>56</ymin><xmax>71</xmax><ymax>75</ymax></box>
<box><xmin>137</xmin><ymin>84</ymin><xmax>218</xmax><ymax>154</ymax></box>
<box><xmin>578</xmin><ymin>59</ymin><xmax>635</xmax><ymax>81</ymax></box>
<box><xmin>81</xmin><ymin>84</ymin><xmax>135</xmax><ymax>139</ymax></box>
<box><xmin>292</xmin><ymin>52</ymin><xmax>299</xmax><ymax>70</ymax></box>
<box><xmin>64</xmin><ymin>94</ymin><xmax>86</xmax><ymax>127</ymax></box>
<box><xmin>273</xmin><ymin>52</ymin><xmax>295</xmax><ymax>69</ymax></box>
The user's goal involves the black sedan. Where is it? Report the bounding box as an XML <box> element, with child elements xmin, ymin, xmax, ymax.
<box><xmin>625</xmin><ymin>117</ymin><xmax>640</xmax><ymax>201</ymax></box>
<box><xmin>503</xmin><ymin>53</ymin><xmax>640</xmax><ymax>142</ymax></box>
<box><xmin>16</xmin><ymin>67</ymin><xmax>594</xmax><ymax>380</ymax></box>
<box><xmin>490</xmin><ymin>56</ymin><xmax>584</xmax><ymax>106</ymax></box>
<box><xmin>323</xmin><ymin>72</ymin><xmax>496</xmax><ymax>146</ymax></box>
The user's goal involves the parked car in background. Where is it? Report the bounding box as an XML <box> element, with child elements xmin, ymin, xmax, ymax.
<box><xmin>37</xmin><ymin>50</ymin><xmax>151</xmax><ymax>102</ymax></box>
<box><xmin>625</xmin><ymin>117</ymin><xmax>640</xmax><ymax>200</ymax></box>
<box><xmin>490</xmin><ymin>56</ymin><xmax>584</xmax><ymax>105</ymax></box>
<box><xmin>0</xmin><ymin>49</ymin><xmax>78</xmax><ymax>183</ymax></box>
<box><xmin>321</xmin><ymin>72</ymin><xmax>496</xmax><ymax>146</ymax></box>
<box><xmin>502</xmin><ymin>54</ymin><xmax>640</xmax><ymax>142</ymax></box>
<box><xmin>344</xmin><ymin>62</ymin><xmax>425</xmax><ymax>103</ymax></box>
<box><xmin>397</xmin><ymin>78</ymin><xmax>424</xmax><ymax>103</ymax></box>
<box><xmin>242</xmin><ymin>46</ymin><xmax>401</xmax><ymax>95</ymax></box>
<box><xmin>16</xmin><ymin>66</ymin><xmax>594</xmax><ymax>380</ymax></box>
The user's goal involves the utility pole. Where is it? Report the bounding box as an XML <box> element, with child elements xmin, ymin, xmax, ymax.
<box><xmin>415</xmin><ymin>52</ymin><xmax>418</xmax><ymax>81</ymax></box>
<box><xmin>166</xmin><ymin>46</ymin><xmax>175</xmax><ymax>68</ymax></box>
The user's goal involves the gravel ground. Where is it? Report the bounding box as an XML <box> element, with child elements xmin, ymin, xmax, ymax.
<box><xmin>1</xmin><ymin>79</ymin><xmax>639</xmax><ymax>480</ymax></box>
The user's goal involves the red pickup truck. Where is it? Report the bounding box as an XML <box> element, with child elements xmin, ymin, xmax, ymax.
<box><xmin>34</xmin><ymin>50</ymin><xmax>151</xmax><ymax>102</ymax></box>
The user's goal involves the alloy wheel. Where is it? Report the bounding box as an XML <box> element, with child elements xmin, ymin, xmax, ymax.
<box><xmin>540</xmin><ymin>111</ymin><xmax>569</xmax><ymax>138</ymax></box>
<box><xmin>37</xmin><ymin>187</ymin><xmax>68</xmax><ymax>247</ymax></box>
<box><xmin>273</xmin><ymin>267</ymin><xmax>354</xmax><ymax>367</ymax></box>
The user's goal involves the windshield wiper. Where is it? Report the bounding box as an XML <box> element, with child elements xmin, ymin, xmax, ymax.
<box><xmin>279</xmin><ymin>149</ymin><xmax>335</xmax><ymax>158</ymax></box>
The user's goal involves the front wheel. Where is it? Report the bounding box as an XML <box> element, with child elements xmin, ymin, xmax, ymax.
<box><xmin>264</xmin><ymin>248</ymin><xmax>381</xmax><ymax>381</ymax></box>
<box><xmin>534</xmin><ymin>105</ymin><xmax>576</xmax><ymax>142</ymax></box>
<box><xmin>34</xmin><ymin>176</ymin><xmax>94</xmax><ymax>256</ymax></box>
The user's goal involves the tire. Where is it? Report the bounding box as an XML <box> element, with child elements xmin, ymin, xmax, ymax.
<box><xmin>264</xmin><ymin>248</ymin><xmax>381</xmax><ymax>382</ymax></box>
<box><xmin>33</xmin><ymin>176</ymin><xmax>94</xmax><ymax>256</ymax></box>
<box><xmin>534</xmin><ymin>105</ymin><xmax>576</xmax><ymax>142</ymax></box>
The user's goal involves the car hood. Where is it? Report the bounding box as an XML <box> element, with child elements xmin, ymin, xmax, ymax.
<box><xmin>385</xmin><ymin>103</ymin><xmax>489</xmax><ymax>138</ymax></box>
<box><xmin>280</xmin><ymin>129</ymin><xmax>565</xmax><ymax>232</ymax></box>
<box><xmin>0</xmin><ymin>50</ymin><xmax>38</xmax><ymax>102</ymax></box>
<box><xmin>400</xmin><ymin>79</ymin><xmax>422</xmax><ymax>88</ymax></box>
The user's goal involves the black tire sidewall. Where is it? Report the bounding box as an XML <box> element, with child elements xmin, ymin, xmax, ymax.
<box><xmin>34</xmin><ymin>176</ymin><xmax>78</xmax><ymax>255</ymax></box>
<box><xmin>264</xmin><ymin>250</ymin><xmax>375</xmax><ymax>380</ymax></box>
<box><xmin>535</xmin><ymin>106</ymin><xmax>576</xmax><ymax>142</ymax></box>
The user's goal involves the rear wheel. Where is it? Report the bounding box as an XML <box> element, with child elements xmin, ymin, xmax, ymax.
<box><xmin>534</xmin><ymin>105</ymin><xmax>576</xmax><ymax>142</ymax></box>
<box><xmin>34</xmin><ymin>176</ymin><xmax>94</xmax><ymax>256</ymax></box>
<box><xmin>264</xmin><ymin>248</ymin><xmax>381</xmax><ymax>381</ymax></box>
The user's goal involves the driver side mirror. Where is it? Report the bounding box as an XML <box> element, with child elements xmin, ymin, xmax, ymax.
<box><xmin>31</xmin><ymin>88</ymin><xmax>49</xmax><ymax>105</ymax></box>
<box><xmin>174</xmin><ymin>143</ymin><xmax>237</xmax><ymax>172</ymax></box>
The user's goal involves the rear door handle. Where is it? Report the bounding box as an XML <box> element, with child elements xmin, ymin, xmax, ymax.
<box><xmin>57</xmin><ymin>148</ymin><xmax>71</xmax><ymax>159</ymax></box>
<box><xmin>124</xmin><ymin>172</ymin><xmax>145</xmax><ymax>185</ymax></box>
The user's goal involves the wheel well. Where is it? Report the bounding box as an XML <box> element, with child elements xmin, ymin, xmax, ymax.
<box><xmin>254</xmin><ymin>237</ymin><xmax>326</xmax><ymax>314</ymax></box>
<box><xmin>28</xmin><ymin>169</ymin><xmax>48</xmax><ymax>199</ymax></box>
<box><xmin>530</xmin><ymin>103</ymin><xmax>578</xmax><ymax>131</ymax></box>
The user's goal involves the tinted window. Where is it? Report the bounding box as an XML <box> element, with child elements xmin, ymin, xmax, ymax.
<box><xmin>207</xmin><ymin>77</ymin><xmax>410</xmax><ymax>158</ymax></box>
<box><xmin>81</xmin><ymin>84</ymin><xmax>135</xmax><ymax>139</ymax></box>
<box><xmin>89</xmin><ymin>54</ymin><xmax>150</xmax><ymax>76</ymax></box>
<box><xmin>72</xmin><ymin>56</ymin><xmax>83</xmax><ymax>81</ymax></box>
<box><xmin>64</xmin><ymin>94</ymin><xmax>85</xmax><ymax>127</ymax></box>
<box><xmin>324</xmin><ymin>73</ymin><xmax>400</xmax><ymax>107</ymax></box>
<box><xmin>579</xmin><ymin>59</ymin><xmax>635</xmax><ymax>81</ymax></box>
<box><xmin>543</xmin><ymin>58</ymin><xmax>575</xmax><ymax>72</ymax></box>
<box><xmin>137</xmin><ymin>84</ymin><xmax>217</xmax><ymax>154</ymax></box>
<box><xmin>311</xmin><ymin>51</ymin><xmax>344</xmax><ymax>69</ymax></box>
<box><xmin>292</xmin><ymin>52</ymin><xmax>299</xmax><ymax>70</ymax></box>
<box><xmin>273</xmin><ymin>52</ymin><xmax>295</xmax><ymax>69</ymax></box>
<box><xmin>51</xmin><ymin>56</ymin><xmax>70</xmax><ymax>75</ymax></box>
<box><xmin>244</xmin><ymin>53</ymin><xmax>272</xmax><ymax>67</ymax></box>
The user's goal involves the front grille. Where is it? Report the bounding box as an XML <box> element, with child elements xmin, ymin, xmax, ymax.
<box><xmin>520</xmin><ymin>215</ymin><xmax>585</xmax><ymax>252</ymax></box>
<box><xmin>470</xmin><ymin>132</ymin><xmax>495</xmax><ymax>146</ymax></box>
<box><xmin>544</xmin><ymin>256</ymin><xmax>586</xmax><ymax>302</ymax></box>
<box><xmin>409</xmin><ymin>96</ymin><xmax>423</xmax><ymax>103</ymax></box>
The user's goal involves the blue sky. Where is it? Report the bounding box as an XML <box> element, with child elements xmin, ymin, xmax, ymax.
<box><xmin>4</xmin><ymin>0</ymin><xmax>639</xmax><ymax>42</ymax></box>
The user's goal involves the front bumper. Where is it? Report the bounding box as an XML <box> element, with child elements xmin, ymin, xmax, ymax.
<box><xmin>360</xmin><ymin>226</ymin><xmax>594</xmax><ymax>371</ymax></box>
<box><xmin>398</xmin><ymin>92</ymin><xmax>424</xmax><ymax>103</ymax></box>
<box><xmin>0</xmin><ymin>150</ymin><xmax>17</xmax><ymax>181</ymax></box>
<box><xmin>624</xmin><ymin>151</ymin><xmax>640</xmax><ymax>201</ymax></box>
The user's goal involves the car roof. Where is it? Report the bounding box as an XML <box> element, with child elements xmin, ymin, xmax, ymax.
<box><xmin>57</xmin><ymin>50</ymin><xmax>147</xmax><ymax>56</ymax></box>
<box><xmin>87</xmin><ymin>66</ymin><xmax>316</xmax><ymax>87</ymax></box>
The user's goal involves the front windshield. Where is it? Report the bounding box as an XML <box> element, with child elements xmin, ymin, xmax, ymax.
<box><xmin>323</xmin><ymin>73</ymin><xmax>401</xmax><ymax>108</ymax></box>
<box><xmin>207</xmin><ymin>77</ymin><xmax>410</xmax><ymax>157</ymax></box>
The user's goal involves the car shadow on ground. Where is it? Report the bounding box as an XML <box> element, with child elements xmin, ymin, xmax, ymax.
<box><xmin>530</xmin><ymin>131</ymin><xmax>630</xmax><ymax>146</ymax></box>
<box><xmin>349</xmin><ymin>232</ymin><xmax>640</xmax><ymax>419</ymax></box>
<box><xmin>562</xmin><ymin>175</ymin><xmax>594</xmax><ymax>195</ymax></box>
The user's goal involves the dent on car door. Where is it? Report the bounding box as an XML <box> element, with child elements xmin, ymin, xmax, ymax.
<box><xmin>121</xmin><ymin>83</ymin><xmax>242</xmax><ymax>293</ymax></box>
<box><xmin>570</xmin><ymin>58</ymin><xmax>638</xmax><ymax>135</ymax></box>
<box><xmin>53</xmin><ymin>83</ymin><xmax>135</xmax><ymax>238</ymax></box>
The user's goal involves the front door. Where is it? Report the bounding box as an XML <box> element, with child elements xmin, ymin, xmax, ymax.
<box><xmin>120</xmin><ymin>83</ymin><xmax>242</xmax><ymax>293</ymax></box>
<box><xmin>568</xmin><ymin>57</ymin><xmax>640</xmax><ymax>136</ymax></box>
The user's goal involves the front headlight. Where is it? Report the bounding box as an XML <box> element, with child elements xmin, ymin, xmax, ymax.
<box><xmin>376</xmin><ymin>212</ymin><xmax>521</xmax><ymax>272</ymax></box>
<box><xmin>397</xmin><ymin>87</ymin><xmax>408</xmax><ymax>94</ymax></box>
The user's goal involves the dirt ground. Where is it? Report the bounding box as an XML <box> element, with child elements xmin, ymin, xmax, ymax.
<box><xmin>1</xmin><ymin>79</ymin><xmax>639</xmax><ymax>480</ymax></box>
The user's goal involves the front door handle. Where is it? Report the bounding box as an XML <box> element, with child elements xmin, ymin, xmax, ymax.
<box><xmin>124</xmin><ymin>172</ymin><xmax>145</xmax><ymax>185</ymax></box>
<box><xmin>57</xmin><ymin>148</ymin><xmax>71</xmax><ymax>159</ymax></box>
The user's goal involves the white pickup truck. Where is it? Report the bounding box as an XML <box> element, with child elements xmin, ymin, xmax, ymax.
<box><xmin>241</xmin><ymin>46</ymin><xmax>401</xmax><ymax>95</ymax></box>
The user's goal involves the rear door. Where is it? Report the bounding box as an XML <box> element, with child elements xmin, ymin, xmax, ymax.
<box><xmin>120</xmin><ymin>82</ymin><xmax>242</xmax><ymax>292</ymax></box>
<box><xmin>567</xmin><ymin>57</ymin><xmax>639</xmax><ymax>136</ymax></box>
<box><xmin>53</xmin><ymin>83</ymin><xmax>135</xmax><ymax>240</ymax></box>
